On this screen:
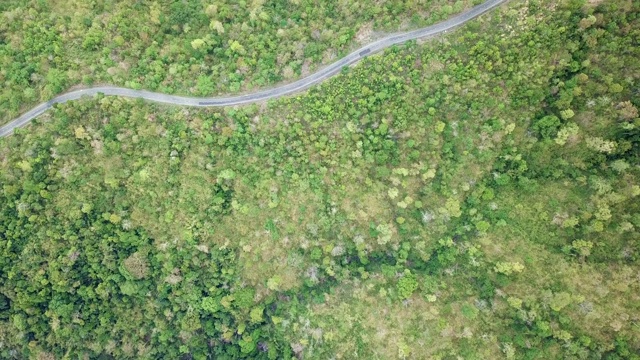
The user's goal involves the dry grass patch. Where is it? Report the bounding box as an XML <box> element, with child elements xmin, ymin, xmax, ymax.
<box><xmin>207</xmin><ymin>182</ymin><xmax>324</xmax><ymax>294</ymax></box>
<box><xmin>340</xmin><ymin>182</ymin><xmax>390</xmax><ymax>226</ymax></box>
<box><xmin>479</xmin><ymin>228</ymin><xmax>640</xmax><ymax>348</ymax></box>
<box><xmin>284</xmin><ymin>278</ymin><xmax>503</xmax><ymax>359</ymax></box>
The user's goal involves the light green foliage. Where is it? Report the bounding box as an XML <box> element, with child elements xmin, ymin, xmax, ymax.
<box><xmin>561</xmin><ymin>216</ymin><xmax>579</xmax><ymax>228</ymax></box>
<box><xmin>210</xmin><ymin>20</ymin><xmax>225</xmax><ymax>34</ymax></box>
<box><xmin>190</xmin><ymin>39</ymin><xmax>205</xmax><ymax>50</ymax></box>
<box><xmin>507</xmin><ymin>297</ymin><xmax>523</xmax><ymax>309</ymax></box>
<box><xmin>441</xmin><ymin>198</ymin><xmax>462</xmax><ymax>218</ymax></box>
<box><xmin>475</xmin><ymin>220</ymin><xmax>490</xmax><ymax>232</ymax></box>
<box><xmin>396</xmin><ymin>270</ymin><xmax>418</xmax><ymax>300</ymax></box>
<box><xmin>579</xmin><ymin>15</ymin><xmax>597</xmax><ymax>29</ymax></box>
<box><xmin>559</xmin><ymin>109</ymin><xmax>575</xmax><ymax>120</ymax></box>
<box><xmin>388</xmin><ymin>187</ymin><xmax>399</xmax><ymax>199</ymax></box>
<box><xmin>571</xmin><ymin>240</ymin><xmax>593</xmax><ymax>257</ymax></box>
<box><xmin>108</xmin><ymin>213</ymin><xmax>122</xmax><ymax>224</ymax></box>
<box><xmin>585</xmin><ymin>136</ymin><xmax>617</xmax><ymax>153</ymax></box>
<box><xmin>201</xmin><ymin>297</ymin><xmax>220</xmax><ymax>313</ymax></box>
<box><xmin>554</xmin><ymin>123</ymin><xmax>579</xmax><ymax>145</ymax></box>
<box><xmin>217</xmin><ymin>169</ymin><xmax>236</xmax><ymax>180</ymax></box>
<box><xmin>397</xmin><ymin>341</ymin><xmax>410</xmax><ymax>358</ymax></box>
<box><xmin>81</xmin><ymin>203</ymin><xmax>93</xmax><ymax>214</ymax></box>
<box><xmin>609</xmin><ymin>83</ymin><xmax>623</xmax><ymax>93</ymax></box>
<box><xmin>267</xmin><ymin>276</ymin><xmax>282</xmax><ymax>291</ymax></box>
<box><xmin>228</xmin><ymin>40</ymin><xmax>246</xmax><ymax>55</ymax></box>
<box><xmin>494</xmin><ymin>261</ymin><xmax>524</xmax><ymax>275</ymax></box>
<box><xmin>250</xmin><ymin>307</ymin><xmax>264</xmax><ymax>324</ymax></box>
<box><xmin>376</xmin><ymin>223</ymin><xmax>393</xmax><ymax>245</ymax></box>
<box><xmin>502</xmin><ymin>343</ymin><xmax>516</xmax><ymax>359</ymax></box>
<box><xmin>549</xmin><ymin>292</ymin><xmax>572</xmax><ymax>312</ymax></box>
<box><xmin>611</xmin><ymin>159</ymin><xmax>630</xmax><ymax>173</ymax></box>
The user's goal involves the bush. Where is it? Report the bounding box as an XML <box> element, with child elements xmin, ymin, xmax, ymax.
<box><xmin>397</xmin><ymin>270</ymin><xmax>419</xmax><ymax>300</ymax></box>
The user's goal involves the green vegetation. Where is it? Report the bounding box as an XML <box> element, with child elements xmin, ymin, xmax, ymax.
<box><xmin>0</xmin><ymin>0</ymin><xmax>476</xmax><ymax>125</ymax></box>
<box><xmin>1</xmin><ymin>0</ymin><xmax>639</xmax><ymax>359</ymax></box>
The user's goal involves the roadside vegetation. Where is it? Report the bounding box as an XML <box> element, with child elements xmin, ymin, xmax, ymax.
<box><xmin>0</xmin><ymin>0</ymin><xmax>639</xmax><ymax>359</ymax></box>
<box><xmin>0</xmin><ymin>0</ymin><xmax>477</xmax><ymax>125</ymax></box>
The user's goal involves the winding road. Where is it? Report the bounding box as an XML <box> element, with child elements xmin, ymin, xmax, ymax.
<box><xmin>0</xmin><ymin>0</ymin><xmax>506</xmax><ymax>138</ymax></box>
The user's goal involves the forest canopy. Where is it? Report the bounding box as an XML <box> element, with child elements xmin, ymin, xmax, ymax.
<box><xmin>1</xmin><ymin>0</ymin><xmax>639</xmax><ymax>359</ymax></box>
<box><xmin>0</xmin><ymin>0</ymin><xmax>476</xmax><ymax>125</ymax></box>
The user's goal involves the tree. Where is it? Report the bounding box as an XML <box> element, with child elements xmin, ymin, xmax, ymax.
<box><xmin>122</xmin><ymin>252</ymin><xmax>149</xmax><ymax>279</ymax></box>
<box><xmin>494</xmin><ymin>261</ymin><xmax>524</xmax><ymax>275</ymax></box>
<box><xmin>533</xmin><ymin>115</ymin><xmax>561</xmax><ymax>139</ymax></box>
<box><xmin>617</xmin><ymin>101</ymin><xmax>638</xmax><ymax>121</ymax></box>
<box><xmin>397</xmin><ymin>270</ymin><xmax>418</xmax><ymax>300</ymax></box>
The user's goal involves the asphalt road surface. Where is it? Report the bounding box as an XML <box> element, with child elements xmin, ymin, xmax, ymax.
<box><xmin>0</xmin><ymin>0</ymin><xmax>506</xmax><ymax>138</ymax></box>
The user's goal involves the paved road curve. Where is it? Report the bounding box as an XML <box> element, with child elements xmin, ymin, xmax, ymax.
<box><xmin>0</xmin><ymin>0</ymin><xmax>506</xmax><ymax>138</ymax></box>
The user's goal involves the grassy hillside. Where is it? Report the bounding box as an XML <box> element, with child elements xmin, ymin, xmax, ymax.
<box><xmin>0</xmin><ymin>0</ymin><xmax>639</xmax><ymax>358</ymax></box>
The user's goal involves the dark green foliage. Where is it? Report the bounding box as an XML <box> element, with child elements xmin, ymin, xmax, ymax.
<box><xmin>533</xmin><ymin>115</ymin><xmax>561</xmax><ymax>139</ymax></box>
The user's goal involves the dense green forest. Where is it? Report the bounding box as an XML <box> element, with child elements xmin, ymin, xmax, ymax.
<box><xmin>1</xmin><ymin>0</ymin><xmax>640</xmax><ymax>359</ymax></box>
<box><xmin>0</xmin><ymin>0</ymin><xmax>477</xmax><ymax>125</ymax></box>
